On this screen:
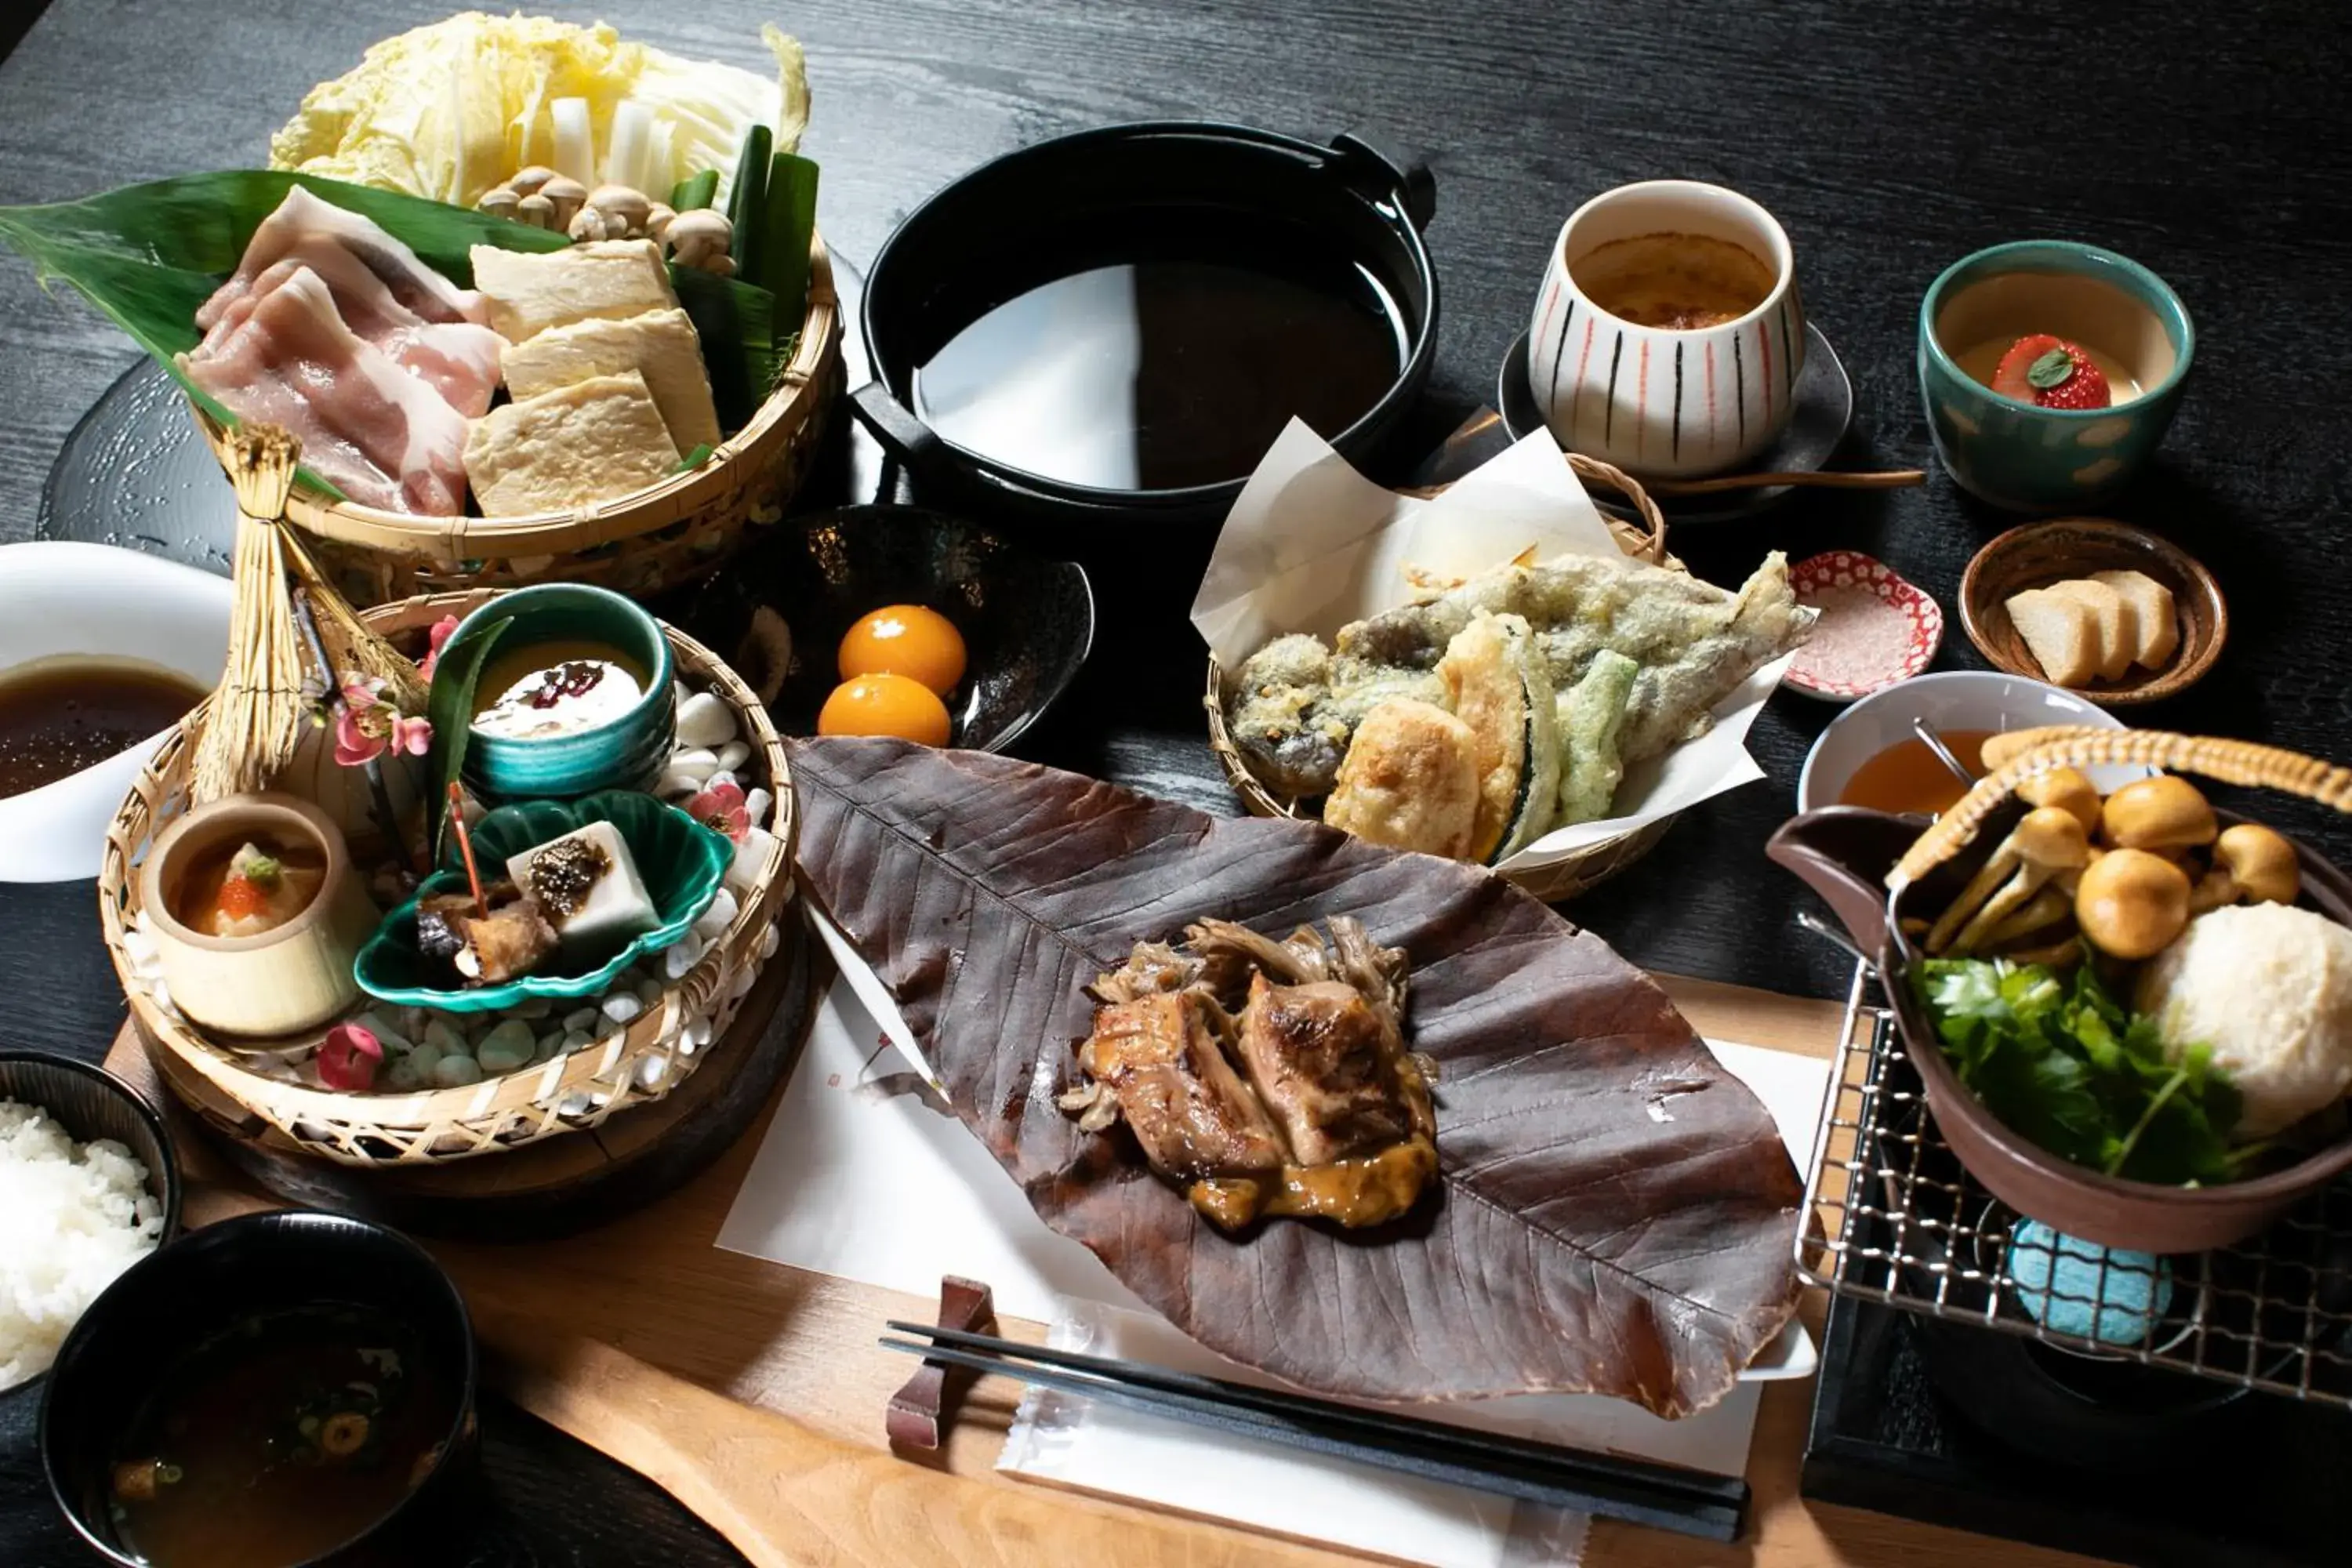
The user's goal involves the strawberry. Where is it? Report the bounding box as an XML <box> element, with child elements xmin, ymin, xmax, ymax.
<box><xmin>1991</xmin><ymin>335</ymin><xmax>2111</xmax><ymax>410</ymax></box>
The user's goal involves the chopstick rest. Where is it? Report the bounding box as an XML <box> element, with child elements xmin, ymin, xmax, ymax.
<box><xmin>879</xmin><ymin>1321</ymin><xmax>1749</xmax><ymax>1543</ymax></box>
<box><xmin>884</xmin><ymin>1275</ymin><xmax>999</xmax><ymax>1450</ymax></box>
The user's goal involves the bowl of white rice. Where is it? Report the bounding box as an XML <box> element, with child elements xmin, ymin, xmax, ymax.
<box><xmin>0</xmin><ymin>1052</ymin><xmax>181</xmax><ymax>1396</ymax></box>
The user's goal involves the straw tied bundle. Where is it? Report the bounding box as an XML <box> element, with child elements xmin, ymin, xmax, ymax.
<box><xmin>192</xmin><ymin>416</ymin><xmax>429</xmax><ymax>811</ymax></box>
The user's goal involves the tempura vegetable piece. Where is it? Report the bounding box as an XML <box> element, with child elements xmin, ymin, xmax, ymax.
<box><xmin>1437</xmin><ymin>614</ymin><xmax>1558</xmax><ymax>863</ymax></box>
<box><xmin>1322</xmin><ymin>699</ymin><xmax>1481</xmax><ymax>859</ymax></box>
<box><xmin>1555</xmin><ymin>649</ymin><xmax>1638</xmax><ymax>826</ymax></box>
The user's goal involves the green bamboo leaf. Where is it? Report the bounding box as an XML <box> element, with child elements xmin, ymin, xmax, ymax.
<box><xmin>424</xmin><ymin>615</ymin><xmax>511</xmax><ymax>857</ymax></box>
<box><xmin>725</xmin><ymin>125</ymin><xmax>772</xmax><ymax>289</ymax></box>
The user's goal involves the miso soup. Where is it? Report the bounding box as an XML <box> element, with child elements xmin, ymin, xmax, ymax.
<box><xmin>107</xmin><ymin>1305</ymin><xmax>455</xmax><ymax>1568</ymax></box>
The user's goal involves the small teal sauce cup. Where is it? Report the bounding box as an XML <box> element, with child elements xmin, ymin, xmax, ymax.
<box><xmin>445</xmin><ymin>583</ymin><xmax>676</xmax><ymax>801</ymax></box>
<box><xmin>1918</xmin><ymin>241</ymin><xmax>2194</xmax><ymax>512</ymax></box>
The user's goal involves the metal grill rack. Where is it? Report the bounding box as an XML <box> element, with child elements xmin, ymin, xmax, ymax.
<box><xmin>1797</xmin><ymin>959</ymin><xmax>2352</xmax><ymax>1406</ymax></box>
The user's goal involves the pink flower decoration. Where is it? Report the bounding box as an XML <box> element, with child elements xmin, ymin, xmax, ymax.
<box><xmin>390</xmin><ymin>713</ymin><xmax>434</xmax><ymax>757</ymax></box>
<box><xmin>318</xmin><ymin>1022</ymin><xmax>383</xmax><ymax>1091</ymax></box>
<box><xmin>688</xmin><ymin>779</ymin><xmax>750</xmax><ymax>842</ymax></box>
<box><xmin>418</xmin><ymin>615</ymin><xmax>462</xmax><ymax>680</ymax></box>
<box><xmin>334</xmin><ymin>703</ymin><xmax>387</xmax><ymax>767</ymax></box>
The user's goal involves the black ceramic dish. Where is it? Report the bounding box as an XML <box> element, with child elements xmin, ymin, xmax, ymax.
<box><xmin>853</xmin><ymin>122</ymin><xmax>1439</xmax><ymax>529</ymax></box>
<box><xmin>1498</xmin><ymin>323</ymin><xmax>1853</xmax><ymax>524</ymax></box>
<box><xmin>0</xmin><ymin>1052</ymin><xmax>181</xmax><ymax>1401</ymax></box>
<box><xmin>688</xmin><ymin>506</ymin><xmax>1094</xmax><ymax>753</ymax></box>
<box><xmin>42</xmin><ymin>1210</ymin><xmax>479</xmax><ymax>1568</ymax></box>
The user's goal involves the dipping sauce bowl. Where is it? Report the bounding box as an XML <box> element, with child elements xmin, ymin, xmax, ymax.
<box><xmin>1918</xmin><ymin>240</ymin><xmax>2194</xmax><ymax>511</ymax></box>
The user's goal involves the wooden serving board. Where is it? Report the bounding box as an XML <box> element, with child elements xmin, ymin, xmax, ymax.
<box><xmin>107</xmin><ymin>964</ymin><xmax>2108</xmax><ymax>1568</ymax></box>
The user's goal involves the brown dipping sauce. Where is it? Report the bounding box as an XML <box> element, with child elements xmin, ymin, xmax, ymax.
<box><xmin>1838</xmin><ymin>730</ymin><xmax>1995</xmax><ymax>818</ymax></box>
<box><xmin>0</xmin><ymin>656</ymin><xmax>205</xmax><ymax>800</ymax></box>
<box><xmin>107</xmin><ymin>1305</ymin><xmax>454</xmax><ymax>1568</ymax></box>
<box><xmin>1573</xmin><ymin>232</ymin><xmax>1777</xmax><ymax>330</ymax></box>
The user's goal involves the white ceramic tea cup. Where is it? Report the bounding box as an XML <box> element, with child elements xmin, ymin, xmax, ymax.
<box><xmin>0</xmin><ymin>543</ymin><xmax>230</xmax><ymax>882</ymax></box>
<box><xmin>1526</xmin><ymin>180</ymin><xmax>1805</xmax><ymax>478</ymax></box>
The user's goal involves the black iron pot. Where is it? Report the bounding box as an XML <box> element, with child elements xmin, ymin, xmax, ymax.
<box><xmin>852</xmin><ymin>122</ymin><xmax>1438</xmax><ymax>529</ymax></box>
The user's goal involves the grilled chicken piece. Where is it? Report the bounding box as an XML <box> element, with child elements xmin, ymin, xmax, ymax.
<box><xmin>1236</xmin><ymin>972</ymin><xmax>1432</xmax><ymax>1164</ymax></box>
<box><xmin>1077</xmin><ymin>992</ymin><xmax>1285</xmax><ymax>1180</ymax></box>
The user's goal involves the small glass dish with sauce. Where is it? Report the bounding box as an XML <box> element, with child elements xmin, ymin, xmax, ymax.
<box><xmin>1795</xmin><ymin>670</ymin><xmax>2142</xmax><ymax>816</ymax></box>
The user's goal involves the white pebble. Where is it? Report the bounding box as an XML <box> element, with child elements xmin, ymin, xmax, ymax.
<box><xmin>534</xmin><ymin>1030</ymin><xmax>566</xmax><ymax>1063</ymax></box>
<box><xmin>715</xmin><ymin>741</ymin><xmax>751</xmax><ymax>773</ymax></box>
<box><xmin>562</xmin><ymin>1007</ymin><xmax>600</xmax><ymax>1033</ymax></box>
<box><xmin>556</xmin><ymin>1091</ymin><xmax>593</xmax><ymax>1118</ymax></box>
<box><xmin>655</xmin><ymin>768</ymin><xmax>703</xmax><ymax>798</ymax></box>
<box><xmin>728</xmin><ymin>963</ymin><xmax>757</xmax><ymax>1000</ymax></box>
<box><xmin>384</xmin><ymin>1046</ymin><xmax>437</xmax><ymax>1091</ymax></box>
<box><xmin>701</xmin><ymin>769</ymin><xmax>739</xmax><ymax>795</ymax></box>
<box><xmin>477</xmin><ymin>1019</ymin><xmax>537</xmax><ymax>1074</ymax></box>
<box><xmin>506</xmin><ymin>996</ymin><xmax>553</xmax><ymax>1021</ymax></box>
<box><xmin>683</xmin><ymin>1014</ymin><xmax>713</xmax><ymax>1048</ymax></box>
<box><xmin>423</xmin><ymin>1018</ymin><xmax>467</xmax><ymax>1057</ymax></box>
<box><xmin>744</xmin><ymin>787</ymin><xmax>775</xmax><ymax>828</ymax></box>
<box><xmin>601</xmin><ymin>992</ymin><xmax>644</xmax><ymax>1024</ymax></box>
<box><xmin>563</xmin><ymin>1029</ymin><xmax>595</xmax><ymax>1051</ymax></box>
<box><xmin>663</xmin><ymin>935</ymin><xmax>705</xmax><ymax>980</ymax></box>
<box><xmin>634</xmin><ymin>1056</ymin><xmax>670</xmax><ymax>1091</ymax></box>
<box><xmin>669</xmin><ymin>747</ymin><xmax>720</xmax><ymax>782</ymax></box>
<box><xmin>355</xmin><ymin>1011</ymin><xmax>414</xmax><ymax>1054</ymax></box>
<box><xmin>637</xmin><ymin>977</ymin><xmax>666</xmax><ymax>1004</ymax></box>
<box><xmin>757</xmin><ymin>922</ymin><xmax>779</xmax><ymax>960</ymax></box>
<box><xmin>121</xmin><ymin>927</ymin><xmax>159</xmax><ymax>966</ymax></box>
<box><xmin>675</xmin><ymin>691</ymin><xmax>737</xmax><ymax>748</ymax></box>
<box><xmin>432</xmin><ymin>1054</ymin><xmax>484</xmax><ymax>1087</ymax></box>
<box><xmin>726</xmin><ymin>826</ymin><xmax>777</xmax><ymax>892</ymax></box>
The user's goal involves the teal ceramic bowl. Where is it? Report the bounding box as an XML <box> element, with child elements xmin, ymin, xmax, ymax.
<box><xmin>354</xmin><ymin>791</ymin><xmax>731</xmax><ymax>1013</ymax></box>
<box><xmin>446</xmin><ymin>584</ymin><xmax>677</xmax><ymax>801</ymax></box>
<box><xmin>1918</xmin><ymin>240</ymin><xmax>2194</xmax><ymax>512</ymax></box>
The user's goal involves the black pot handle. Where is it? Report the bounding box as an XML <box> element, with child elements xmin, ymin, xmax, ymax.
<box><xmin>1328</xmin><ymin>129</ymin><xmax>1436</xmax><ymax>231</ymax></box>
<box><xmin>848</xmin><ymin>379</ymin><xmax>945</xmax><ymax>468</ymax></box>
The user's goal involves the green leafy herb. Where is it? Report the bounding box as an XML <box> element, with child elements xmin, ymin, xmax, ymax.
<box><xmin>1914</xmin><ymin>950</ymin><xmax>2249</xmax><ymax>1185</ymax></box>
<box><xmin>2026</xmin><ymin>348</ymin><xmax>2076</xmax><ymax>390</ymax></box>
<box><xmin>673</xmin><ymin>442</ymin><xmax>716</xmax><ymax>472</ymax></box>
<box><xmin>0</xmin><ymin>171</ymin><xmax>782</xmax><ymax>454</ymax></box>
<box><xmin>670</xmin><ymin>169</ymin><xmax>720</xmax><ymax>213</ymax></box>
<box><xmin>423</xmin><ymin>615</ymin><xmax>511</xmax><ymax>860</ymax></box>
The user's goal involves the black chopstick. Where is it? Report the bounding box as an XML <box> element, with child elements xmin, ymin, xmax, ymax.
<box><xmin>879</xmin><ymin>1323</ymin><xmax>1747</xmax><ymax>1542</ymax></box>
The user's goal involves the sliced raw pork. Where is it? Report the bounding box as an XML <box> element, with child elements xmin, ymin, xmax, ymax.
<box><xmin>198</xmin><ymin>186</ymin><xmax>486</xmax><ymax>329</ymax></box>
<box><xmin>198</xmin><ymin>257</ymin><xmax>503</xmax><ymax>418</ymax></box>
<box><xmin>182</xmin><ymin>266</ymin><xmax>469</xmax><ymax>516</ymax></box>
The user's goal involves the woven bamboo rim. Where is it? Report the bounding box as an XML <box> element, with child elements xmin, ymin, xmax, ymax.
<box><xmin>1206</xmin><ymin>452</ymin><xmax>1676</xmax><ymax>902</ymax></box>
<box><xmin>1891</xmin><ymin>727</ymin><xmax>2352</xmax><ymax>887</ymax></box>
<box><xmin>96</xmin><ymin>590</ymin><xmax>797</xmax><ymax>1166</ymax></box>
<box><xmin>194</xmin><ymin>234</ymin><xmax>844</xmax><ymax>602</ymax></box>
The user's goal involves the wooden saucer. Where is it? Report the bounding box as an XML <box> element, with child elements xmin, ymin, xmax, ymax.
<box><xmin>1958</xmin><ymin>517</ymin><xmax>2226</xmax><ymax>704</ymax></box>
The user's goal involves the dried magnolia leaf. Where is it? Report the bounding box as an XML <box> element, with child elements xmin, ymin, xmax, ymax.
<box><xmin>791</xmin><ymin>738</ymin><xmax>1803</xmax><ymax>1415</ymax></box>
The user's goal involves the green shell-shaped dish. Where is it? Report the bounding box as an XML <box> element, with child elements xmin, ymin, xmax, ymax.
<box><xmin>354</xmin><ymin>790</ymin><xmax>733</xmax><ymax>1014</ymax></box>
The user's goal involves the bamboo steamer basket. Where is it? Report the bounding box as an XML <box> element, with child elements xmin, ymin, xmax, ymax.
<box><xmin>1206</xmin><ymin>451</ymin><xmax>1677</xmax><ymax>902</ymax></box>
<box><xmin>195</xmin><ymin>235</ymin><xmax>844</xmax><ymax>607</ymax></box>
<box><xmin>98</xmin><ymin>590</ymin><xmax>797</xmax><ymax>1167</ymax></box>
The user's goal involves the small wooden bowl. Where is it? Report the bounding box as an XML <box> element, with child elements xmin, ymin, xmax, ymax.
<box><xmin>1958</xmin><ymin>517</ymin><xmax>2224</xmax><ymax>704</ymax></box>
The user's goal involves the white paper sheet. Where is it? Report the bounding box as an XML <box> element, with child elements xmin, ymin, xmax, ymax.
<box><xmin>1191</xmin><ymin>419</ymin><xmax>1795</xmax><ymax>869</ymax></box>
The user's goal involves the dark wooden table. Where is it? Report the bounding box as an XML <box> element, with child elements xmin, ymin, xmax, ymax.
<box><xmin>4</xmin><ymin>1</ymin><xmax>2349</xmax><ymax>1563</ymax></box>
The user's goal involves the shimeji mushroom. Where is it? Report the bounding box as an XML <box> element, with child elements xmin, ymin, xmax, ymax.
<box><xmin>2075</xmin><ymin>848</ymin><xmax>2193</xmax><ymax>960</ymax></box>
<box><xmin>2190</xmin><ymin>822</ymin><xmax>2301</xmax><ymax>913</ymax></box>
<box><xmin>2100</xmin><ymin>776</ymin><xmax>2218</xmax><ymax>854</ymax></box>
<box><xmin>1926</xmin><ymin>807</ymin><xmax>2095</xmax><ymax>956</ymax></box>
<box><xmin>666</xmin><ymin>209</ymin><xmax>737</xmax><ymax>275</ymax></box>
<box><xmin>2017</xmin><ymin>767</ymin><xmax>2102</xmax><ymax>837</ymax></box>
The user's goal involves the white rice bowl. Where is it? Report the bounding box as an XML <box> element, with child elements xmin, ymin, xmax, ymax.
<box><xmin>0</xmin><ymin>1098</ymin><xmax>165</xmax><ymax>1389</ymax></box>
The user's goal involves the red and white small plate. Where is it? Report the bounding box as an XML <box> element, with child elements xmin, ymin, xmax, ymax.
<box><xmin>1782</xmin><ymin>551</ymin><xmax>1944</xmax><ymax>702</ymax></box>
